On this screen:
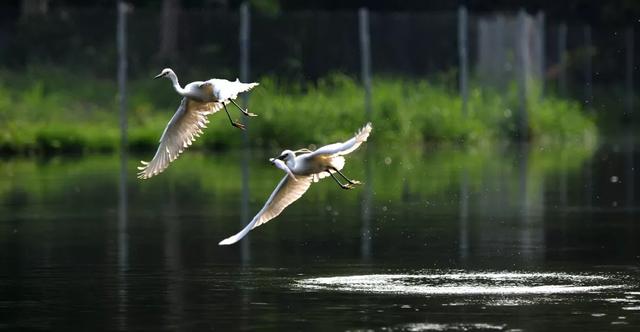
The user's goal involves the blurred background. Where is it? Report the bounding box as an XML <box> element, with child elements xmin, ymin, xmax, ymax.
<box><xmin>1</xmin><ymin>1</ymin><xmax>639</xmax><ymax>331</ymax></box>
<box><xmin>3</xmin><ymin>0</ymin><xmax>639</xmax><ymax>151</ymax></box>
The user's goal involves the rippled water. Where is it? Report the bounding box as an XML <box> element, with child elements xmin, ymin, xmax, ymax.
<box><xmin>1</xmin><ymin>142</ymin><xmax>639</xmax><ymax>330</ymax></box>
<box><xmin>296</xmin><ymin>271</ymin><xmax>623</xmax><ymax>295</ymax></box>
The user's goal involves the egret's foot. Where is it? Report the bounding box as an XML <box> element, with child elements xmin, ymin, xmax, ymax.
<box><xmin>232</xmin><ymin>121</ymin><xmax>246</xmax><ymax>130</ymax></box>
<box><xmin>340</xmin><ymin>183</ymin><xmax>358</xmax><ymax>190</ymax></box>
<box><xmin>349</xmin><ymin>180</ymin><xmax>362</xmax><ymax>186</ymax></box>
<box><xmin>239</xmin><ymin>108</ymin><xmax>258</xmax><ymax>117</ymax></box>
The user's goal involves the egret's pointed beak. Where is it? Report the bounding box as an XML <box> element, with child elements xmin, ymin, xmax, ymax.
<box><xmin>154</xmin><ymin>73</ymin><xmax>164</xmax><ymax>79</ymax></box>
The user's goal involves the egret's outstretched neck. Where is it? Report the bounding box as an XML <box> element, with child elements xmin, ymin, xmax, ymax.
<box><xmin>167</xmin><ymin>71</ymin><xmax>186</xmax><ymax>95</ymax></box>
<box><xmin>285</xmin><ymin>151</ymin><xmax>297</xmax><ymax>168</ymax></box>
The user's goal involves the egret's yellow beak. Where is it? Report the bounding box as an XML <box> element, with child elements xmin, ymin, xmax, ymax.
<box><xmin>154</xmin><ymin>72</ymin><xmax>164</xmax><ymax>79</ymax></box>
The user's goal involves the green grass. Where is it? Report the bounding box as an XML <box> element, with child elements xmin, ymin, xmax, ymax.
<box><xmin>0</xmin><ymin>67</ymin><xmax>597</xmax><ymax>154</ymax></box>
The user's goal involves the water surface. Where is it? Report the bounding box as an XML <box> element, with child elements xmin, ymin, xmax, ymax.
<box><xmin>1</xmin><ymin>142</ymin><xmax>639</xmax><ymax>331</ymax></box>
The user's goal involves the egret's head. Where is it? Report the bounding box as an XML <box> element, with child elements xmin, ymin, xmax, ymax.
<box><xmin>269</xmin><ymin>149</ymin><xmax>294</xmax><ymax>163</ymax></box>
<box><xmin>269</xmin><ymin>150</ymin><xmax>297</xmax><ymax>181</ymax></box>
<box><xmin>154</xmin><ymin>68</ymin><xmax>173</xmax><ymax>79</ymax></box>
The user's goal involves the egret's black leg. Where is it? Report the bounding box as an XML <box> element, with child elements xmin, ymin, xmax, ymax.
<box><xmin>223</xmin><ymin>104</ymin><xmax>245</xmax><ymax>130</ymax></box>
<box><xmin>327</xmin><ymin>171</ymin><xmax>353</xmax><ymax>190</ymax></box>
<box><xmin>230</xmin><ymin>99</ymin><xmax>258</xmax><ymax>117</ymax></box>
<box><xmin>330</xmin><ymin>167</ymin><xmax>361</xmax><ymax>186</ymax></box>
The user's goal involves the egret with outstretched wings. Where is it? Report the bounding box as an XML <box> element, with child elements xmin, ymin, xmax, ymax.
<box><xmin>137</xmin><ymin>68</ymin><xmax>259</xmax><ymax>179</ymax></box>
<box><xmin>219</xmin><ymin>123</ymin><xmax>373</xmax><ymax>245</ymax></box>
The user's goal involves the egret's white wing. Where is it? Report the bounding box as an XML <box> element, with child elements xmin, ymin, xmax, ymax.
<box><xmin>309</xmin><ymin>122</ymin><xmax>372</xmax><ymax>157</ymax></box>
<box><xmin>137</xmin><ymin>98</ymin><xmax>224</xmax><ymax>179</ymax></box>
<box><xmin>219</xmin><ymin>175</ymin><xmax>313</xmax><ymax>245</ymax></box>
<box><xmin>208</xmin><ymin>78</ymin><xmax>259</xmax><ymax>101</ymax></box>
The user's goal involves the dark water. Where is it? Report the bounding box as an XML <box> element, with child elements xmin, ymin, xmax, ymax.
<box><xmin>1</xmin><ymin>140</ymin><xmax>639</xmax><ymax>331</ymax></box>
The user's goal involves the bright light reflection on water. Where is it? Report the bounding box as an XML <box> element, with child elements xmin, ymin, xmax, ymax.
<box><xmin>389</xmin><ymin>322</ymin><xmax>508</xmax><ymax>331</ymax></box>
<box><xmin>296</xmin><ymin>271</ymin><xmax>626</xmax><ymax>296</ymax></box>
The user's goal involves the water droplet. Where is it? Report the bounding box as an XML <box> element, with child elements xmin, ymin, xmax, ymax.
<box><xmin>384</xmin><ymin>157</ymin><xmax>392</xmax><ymax>165</ymax></box>
<box><xmin>610</xmin><ymin>176</ymin><xmax>619</xmax><ymax>183</ymax></box>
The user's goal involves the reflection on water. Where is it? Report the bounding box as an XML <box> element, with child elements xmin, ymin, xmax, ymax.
<box><xmin>295</xmin><ymin>271</ymin><xmax>625</xmax><ymax>296</ymax></box>
<box><xmin>391</xmin><ymin>322</ymin><xmax>507</xmax><ymax>331</ymax></box>
<box><xmin>1</xmin><ymin>140</ymin><xmax>640</xmax><ymax>330</ymax></box>
<box><xmin>116</xmin><ymin>148</ymin><xmax>128</xmax><ymax>331</ymax></box>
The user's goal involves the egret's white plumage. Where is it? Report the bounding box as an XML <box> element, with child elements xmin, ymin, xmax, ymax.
<box><xmin>138</xmin><ymin>68</ymin><xmax>259</xmax><ymax>179</ymax></box>
<box><xmin>219</xmin><ymin>122</ymin><xmax>373</xmax><ymax>245</ymax></box>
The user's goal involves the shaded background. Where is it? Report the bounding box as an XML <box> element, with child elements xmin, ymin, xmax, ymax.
<box><xmin>1</xmin><ymin>1</ymin><xmax>639</xmax><ymax>331</ymax></box>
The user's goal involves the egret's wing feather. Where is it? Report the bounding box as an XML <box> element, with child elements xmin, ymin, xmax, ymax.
<box><xmin>309</xmin><ymin>122</ymin><xmax>372</xmax><ymax>157</ymax></box>
<box><xmin>219</xmin><ymin>175</ymin><xmax>313</xmax><ymax>245</ymax></box>
<box><xmin>208</xmin><ymin>78</ymin><xmax>259</xmax><ymax>101</ymax></box>
<box><xmin>137</xmin><ymin>98</ymin><xmax>223</xmax><ymax>179</ymax></box>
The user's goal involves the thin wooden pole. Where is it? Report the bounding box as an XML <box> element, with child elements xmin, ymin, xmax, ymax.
<box><xmin>359</xmin><ymin>8</ymin><xmax>372</xmax><ymax>122</ymax></box>
<box><xmin>359</xmin><ymin>8</ymin><xmax>373</xmax><ymax>260</ymax></box>
<box><xmin>116</xmin><ymin>2</ymin><xmax>130</xmax><ymax>330</ymax></box>
<box><xmin>117</xmin><ymin>1</ymin><xmax>129</xmax><ymax>150</ymax></box>
<box><xmin>458</xmin><ymin>6</ymin><xmax>469</xmax><ymax>116</ymax></box>
<box><xmin>517</xmin><ymin>9</ymin><xmax>529</xmax><ymax>140</ymax></box>
<box><xmin>558</xmin><ymin>23</ymin><xmax>567</xmax><ymax>96</ymax></box>
<box><xmin>584</xmin><ymin>25</ymin><xmax>593</xmax><ymax>109</ymax></box>
<box><xmin>536</xmin><ymin>12</ymin><xmax>545</xmax><ymax>97</ymax></box>
<box><xmin>239</xmin><ymin>2</ymin><xmax>251</xmax><ymax>263</ymax></box>
<box><xmin>239</xmin><ymin>2</ymin><xmax>250</xmax><ymax>128</ymax></box>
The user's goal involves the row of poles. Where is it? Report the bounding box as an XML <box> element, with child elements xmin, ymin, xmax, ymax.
<box><xmin>115</xmin><ymin>3</ymin><xmax>636</xmax><ymax>263</ymax></box>
<box><xmin>117</xmin><ymin>4</ymin><xmax>636</xmax><ymax>144</ymax></box>
<box><xmin>114</xmin><ymin>2</ymin><xmax>374</xmax><ymax>261</ymax></box>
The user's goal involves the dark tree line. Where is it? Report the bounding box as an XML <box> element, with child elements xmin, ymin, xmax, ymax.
<box><xmin>4</xmin><ymin>0</ymin><xmax>639</xmax><ymax>25</ymax></box>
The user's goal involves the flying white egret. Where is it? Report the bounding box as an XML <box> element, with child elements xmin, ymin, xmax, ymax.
<box><xmin>219</xmin><ymin>123</ymin><xmax>373</xmax><ymax>246</ymax></box>
<box><xmin>137</xmin><ymin>68</ymin><xmax>259</xmax><ymax>179</ymax></box>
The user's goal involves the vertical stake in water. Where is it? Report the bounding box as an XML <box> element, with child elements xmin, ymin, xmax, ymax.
<box><xmin>458</xmin><ymin>6</ymin><xmax>469</xmax><ymax>117</ymax></box>
<box><xmin>239</xmin><ymin>2</ymin><xmax>251</xmax><ymax>262</ymax></box>
<box><xmin>240</xmin><ymin>2</ymin><xmax>250</xmax><ymax>130</ymax></box>
<box><xmin>558</xmin><ymin>23</ymin><xmax>567</xmax><ymax>97</ymax></box>
<box><xmin>536</xmin><ymin>12</ymin><xmax>545</xmax><ymax>98</ymax></box>
<box><xmin>358</xmin><ymin>7</ymin><xmax>372</xmax><ymax>260</ymax></box>
<box><xmin>117</xmin><ymin>1</ymin><xmax>128</xmax><ymax>151</ymax></box>
<box><xmin>516</xmin><ymin>9</ymin><xmax>529</xmax><ymax>140</ymax></box>
<box><xmin>583</xmin><ymin>25</ymin><xmax>594</xmax><ymax>206</ymax></box>
<box><xmin>457</xmin><ymin>5</ymin><xmax>472</xmax><ymax>250</ymax></box>
<box><xmin>459</xmin><ymin>168</ymin><xmax>469</xmax><ymax>261</ymax></box>
<box><xmin>116</xmin><ymin>2</ymin><xmax>130</xmax><ymax>330</ymax></box>
<box><xmin>359</xmin><ymin>8</ymin><xmax>372</xmax><ymax>122</ymax></box>
<box><xmin>584</xmin><ymin>25</ymin><xmax>593</xmax><ymax>109</ymax></box>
